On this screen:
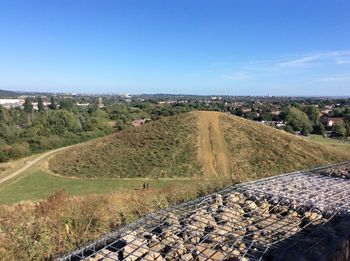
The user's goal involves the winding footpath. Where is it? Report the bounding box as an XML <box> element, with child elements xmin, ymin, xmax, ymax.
<box><xmin>0</xmin><ymin>146</ymin><xmax>70</xmax><ymax>185</ymax></box>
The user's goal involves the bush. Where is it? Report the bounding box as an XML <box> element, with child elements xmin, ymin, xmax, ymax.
<box><xmin>285</xmin><ymin>106</ymin><xmax>313</xmax><ymax>134</ymax></box>
<box><xmin>0</xmin><ymin>143</ymin><xmax>30</xmax><ymax>161</ymax></box>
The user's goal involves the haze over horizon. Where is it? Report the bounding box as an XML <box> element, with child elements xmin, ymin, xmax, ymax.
<box><xmin>0</xmin><ymin>0</ymin><xmax>349</xmax><ymax>96</ymax></box>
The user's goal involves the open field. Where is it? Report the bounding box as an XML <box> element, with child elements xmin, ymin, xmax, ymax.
<box><xmin>0</xmin><ymin>170</ymin><xmax>196</xmax><ymax>205</ymax></box>
<box><xmin>309</xmin><ymin>134</ymin><xmax>350</xmax><ymax>153</ymax></box>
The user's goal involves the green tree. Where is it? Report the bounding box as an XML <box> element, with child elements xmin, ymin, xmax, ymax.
<box><xmin>261</xmin><ymin>112</ymin><xmax>272</xmax><ymax>121</ymax></box>
<box><xmin>46</xmin><ymin>110</ymin><xmax>81</xmax><ymax>134</ymax></box>
<box><xmin>234</xmin><ymin>107</ymin><xmax>243</xmax><ymax>116</ymax></box>
<box><xmin>313</xmin><ymin>123</ymin><xmax>326</xmax><ymax>135</ymax></box>
<box><xmin>37</xmin><ymin>96</ymin><xmax>44</xmax><ymax>112</ymax></box>
<box><xmin>50</xmin><ymin>96</ymin><xmax>57</xmax><ymax>110</ymax></box>
<box><xmin>23</xmin><ymin>97</ymin><xmax>33</xmax><ymax>113</ymax></box>
<box><xmin>59</xmin><ymin>99</ymin><xmax>74</xmax><ymax>111</ymax></box>
<box><xmin>9</xmin><ymin>107</ymin><xmax>25</xmax><ymax>125</ymax></box>
<box><xmin>0</xmin><ymin>105</ymin><xmax>10</xmax><ymax>123</ymax></box>
<box><xmin>343</xmin><ymin>107</ymin><xmax>350</xmax><ymax>137</ymax></box>
<box><xmin>334</xmin><ymin>123</ymin><xmax>347</xmax><ymax>137</ymax></box>
<box><xmin>303</xmin><ymin>105</ymin><xmax>320</xmax><ymax>125</ymax></box>
<box><xmin>285</xmin><ymin>106</ymin><xmax>313</xmax><ymax>134</ymax></box>
<box><xmin>87</xmin><ymin>104</ymin><xmax>98</xmax><ymax>114</ymax></box>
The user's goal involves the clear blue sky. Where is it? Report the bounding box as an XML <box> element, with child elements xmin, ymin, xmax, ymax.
<box><xmin>0</xmin><ymin>0</ymin><xmax>349</xmax><ymax>95</ymax></box>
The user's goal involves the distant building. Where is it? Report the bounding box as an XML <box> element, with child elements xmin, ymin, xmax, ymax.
<box><xmin>0</xmin><ymin>99</ymin><xmax>24</xmax><ymax>108</ymax></box>
<box><xmin>276</xmin><ymin>122</ymin><xmax>286</xmax><ymax>128</ymax></box>
<box><xmin>241</xmin><ymin>107</ymin><xmax>252</xmax><ymax>113</ymax></box>
<box><xmin>327</xmin><ymin>117</ymin><xmax>344</xmax><ymax>126</ymax></box>
<box><xmin>320</xmin><ymin>115</ymin><xmax>344</xmax><ymax>126</ymax></box>
<box><xmin>132</xmin><ymin>119</ymin><xmax>150</xmax><ymax>127</ymax></box>
<box><xmin>97</xmin><ymin>97</ymin><xmax>104</xmax><ymax>108</ymax></box>
<box><xmin>321</xmin><ymin>109</ymin><xmax>332</xmax><ymax>115</ymax></box>
<box><xmin>31</xmin><ymin>102</ymin><xmax>38</xmax><ymax>111</ymax></box>
<box><xmin>76</xmin><ymin>103</ymin><xmax>90</xmax><ymax>107</ymax></box>
<box><xmin>120</xmin><ymin>93</ymin><xmax>131</xmax><ymax>99</ymax></box>
<box><xmin>270</xmin><ymin>109</ymin><xmax>281</xmax><ymax>116</ymax></box>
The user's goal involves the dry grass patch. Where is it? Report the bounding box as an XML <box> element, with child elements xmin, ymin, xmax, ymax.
<box><xmin>0</xmin><ymin>177</ymin><xmax>232</xmax><ymax>260</ymax></box>
<box><xmin>219</xmin><ymin>114</ymin><xmax>350</xmax><ymax>180</ymax></box>
<box><xmin>49</xmin><ymin>113</ymin><xmax>202</xmax><ymax>178</ymax></box>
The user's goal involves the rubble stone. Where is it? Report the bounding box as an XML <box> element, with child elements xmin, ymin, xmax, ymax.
<box><xmin>75</xmin><ymin>163</ymin><xmax>350</xmax><ymax>261</ymax></box>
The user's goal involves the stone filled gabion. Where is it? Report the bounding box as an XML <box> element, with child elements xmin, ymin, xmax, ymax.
<box><xmin>317</xmin><ymin>164</ymin><xmax>350</xmax><ymax>179</ymax></box>
<box><xmin>59</xmin><ymin>162</ymin><xmax>350</xmax><ymax>261</ymax></box>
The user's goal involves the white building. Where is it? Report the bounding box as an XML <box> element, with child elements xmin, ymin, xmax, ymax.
<box><xmin>0</xmin><ymin>99</ymin><xmax>25</xmax><ymax>108</ymax></box>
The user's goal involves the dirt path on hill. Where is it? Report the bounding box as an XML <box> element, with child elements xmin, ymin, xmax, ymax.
<box><xmin>0</xmin><ymin>146</ymin><xmax>74</xmax><ymax>185</ymax></box>
<box><xmin>197</xmin><ymin>111</ymin><xmax>231</xmax><ymax>178</ymax></box>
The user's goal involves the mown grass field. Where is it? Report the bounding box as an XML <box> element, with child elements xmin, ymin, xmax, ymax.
<box><xmin>0</xmin><ymin>170</ymin><xmax>196</xmax><ymax>205</ymax></box>
<box><xmin>309</xmin><ymin>134</ymin><xmax>350</xmax><ymax>153</ymax></box>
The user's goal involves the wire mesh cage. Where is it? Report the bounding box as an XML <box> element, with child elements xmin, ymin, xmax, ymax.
<box><xmin>58</xmin><ymin>161</ymin><xmax>350</xmax><ymax>261</ymax></box>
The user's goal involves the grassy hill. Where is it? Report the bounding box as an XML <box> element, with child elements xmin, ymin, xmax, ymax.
<box><xmin>49</xmin><ymin>113</ymin><xmax>202</xmax><ymax>178</ymax></box>
<box><xmin>49</xmin><ymin>111</ymin><xmax>349</xmax><ymax>180</ymax></box>
<box><xmin>2</xmin><ymin>111</ymin><xmax>350</xmax><ymax>260</ymax></box>
<box><xmin>220</xmin><ymin>113</ymin><xmax>349</xmax><ymax>180</ymax></box>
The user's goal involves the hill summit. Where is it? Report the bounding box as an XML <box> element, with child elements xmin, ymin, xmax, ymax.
<box><xmin>49</xmin><ymin>111</ymin><xmax>349</xmax><ymax>180</ymax></box>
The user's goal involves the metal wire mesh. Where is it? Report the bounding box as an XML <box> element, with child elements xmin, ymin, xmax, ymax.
<box><xmin>57</xmin><ymin>161</ymin><xmax>350</xmax><ymax>261</ymax></box>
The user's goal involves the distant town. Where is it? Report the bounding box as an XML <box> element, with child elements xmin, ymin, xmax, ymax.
<box><xmin>1</xmin><ymin>89</ymin><xmax>349</xmax><ymax>139</ymax></box>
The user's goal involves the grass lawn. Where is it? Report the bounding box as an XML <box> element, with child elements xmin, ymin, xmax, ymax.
<box><xmin>0</xmin><ymin>170</ymin><xmax>197</xmax><ymax>205</ymax></box>
<box><xmin>309</xmin><ymin>134</ymin><xmax>350</xmax><ymax>153</ymax></box>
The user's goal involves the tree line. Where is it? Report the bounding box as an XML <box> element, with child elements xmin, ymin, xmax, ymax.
<box><xmin>232</xmin><ymin>104</ymin><xmax>350</xmax><ymax>137</ymax></box>
<box><xmin>0</xmin><ymin>97</ymin><xmax>196</xmax><ymax>162</ymax></box>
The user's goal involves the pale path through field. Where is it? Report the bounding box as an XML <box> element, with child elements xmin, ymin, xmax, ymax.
<box><xmin>0</xmin><ymin>146</ymin><xmax>71</xmax><ymax>185</ymax></box>
<box><xmin>196</xmin><ymin>111</ymin><xmax>231</xmax><ymax>178</ymax></box>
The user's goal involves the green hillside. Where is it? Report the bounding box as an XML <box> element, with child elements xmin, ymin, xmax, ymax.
<box><xmin>49</xmin><ymin>113</ymin><xmax>202</xmax><ymax>178</ymax></box>
<box><xmin>220</xmin><ymin>114</ymin><xmax>349</xmax><ymax>180</ymax></box>
<box><xmin>49</xmin><ymin>111</ymin><xmax>350</xmax><ymax>180</ymax></box>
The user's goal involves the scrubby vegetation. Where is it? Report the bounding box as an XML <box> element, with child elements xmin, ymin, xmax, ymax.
<box><xmin>49</xmin><ymin>113</ymin><xmax>202</xmax><ymax>178</ymax></box>
<box><xmin>0</xmin><ymin>98</ymin><xmax>194</xmax><ymax>163</ymax></box>
<box><xmin>50</xmin><ymin>112</ymin><xmax>350</xmax><ymax>180</ymax></box>
<box><xmin>0</xmin><ymin>178</ymin><xmax>231</xmax><ymax>260</ymax></box>
<box><xmin>220</xmin><ymin>114</ymin><xmax>349</xmax><ymax>179</ymax></box>
<box><xmin>0</xmin><ymin>104</ymin><xmax>114</xmax><ymax>162</ymax></box>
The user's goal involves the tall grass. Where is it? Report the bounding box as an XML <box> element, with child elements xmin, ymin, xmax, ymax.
<box><xmin>220</xmin><ymin>114</ymin><xmax>350</xmax><ymax>180</ymax></box>
<box><xmin>49</xmin><ymin>113</ymin><xmax>202</xmax><ymax>178</ymax></box>
<box><xmin>0</xmin><ymin>177</ymin><xmax>233</xmax><ymax>260</ymax></box>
